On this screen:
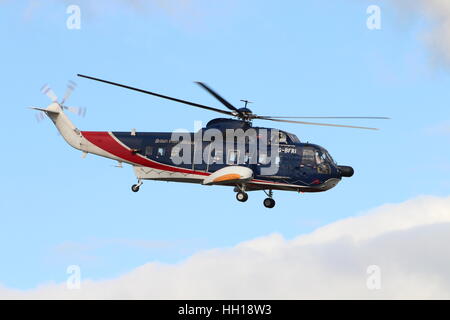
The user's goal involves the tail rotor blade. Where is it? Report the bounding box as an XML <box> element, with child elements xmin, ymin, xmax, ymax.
<box><xmin>61</xmin><ymin>80</ymin><xmax>77</xmax><ymax>105</ymax></box>
<box><xmin>63</xmin><ymin>106</ymin><xmax>87</xmax><ymax>117</ymax></box>
<box><xmin>41</xmin><ymin>84</ymin><xmax>58</xmax><ymax>102</ymax></box>
<box><xmin>28</xmin><ymin>106</ymin><xmax>46</xmax><ymax>123</ymax></box>
<box><xmin>35</xmin><ymin>111</ymin><xmax>46</xmax><ymax>123</ymax></box>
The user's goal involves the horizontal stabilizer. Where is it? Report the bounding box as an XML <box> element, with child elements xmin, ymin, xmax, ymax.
<box><xmin>29</xmin><ymin>107</ymin><xmax>60</xmax><ymax>114</ymax></box>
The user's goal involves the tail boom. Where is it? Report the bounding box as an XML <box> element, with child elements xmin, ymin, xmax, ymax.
<box><xmin>41</xmin><ymin>103</ymin><xmax>122</xmax><ymax>162</ymax></box>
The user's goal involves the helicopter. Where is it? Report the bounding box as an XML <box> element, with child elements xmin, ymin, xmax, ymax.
<box><xmin>30</xmin><ymin>74</ymin><xmax>388</xmax><ymax>208</ymax></box>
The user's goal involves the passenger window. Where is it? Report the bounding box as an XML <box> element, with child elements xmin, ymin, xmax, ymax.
<box><xmin>269</xmin><ymin>132</ymin><xmax>279</xmax><ymax>145</ymax></box>
<box><xmin>275</xmin><ymin>156</ymin><xmax>280</xmax><ymax>166</ymax></box>
<box><xmin>157</xmin><ymin>147</ymin><xmax>165</xmax><ymax>157</ymax></box>
<box><xmin>227</xmin><ymin>150</ymin><xmax>239</xmax><ymax>164</ymax></box>
<box><xmin>170</xmin><ymin>144</ymin><xmax>183</xmax><ymax>158</ymax></box>
<box><xmin>145</xmin><ymin>146</ymin><xmax>153</xmax><ymax>157</ymax></box>
<box><xmin>259</xmin><ymin>153</ymin><xmax>269</xmax><ymax>165</ymax></box>
<box><xmin>245</xmin><ymin>152</ymin><xmax>256</xmax><ymax>164</ymax></box>
<box><xmin>212</xmin><ymin>150</ymin><xmax>223</xmax><ymax>164</ymax></box>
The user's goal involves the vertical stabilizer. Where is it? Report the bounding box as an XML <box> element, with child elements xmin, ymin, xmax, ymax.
<box><xmin>43</xmin><ymin>102</ymin><xmax>83</xmax><ymax>151</ymax></box>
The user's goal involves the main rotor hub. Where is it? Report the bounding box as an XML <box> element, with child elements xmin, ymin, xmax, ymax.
<box><xmin>237</xmin><ymin>107</ymin><xmax>252</xmax><ymax>115</ymax></box>
<box><xmin>236</xmin><ymin>107</ymin><xmax>254</xmax><ymax>121</ymax></box>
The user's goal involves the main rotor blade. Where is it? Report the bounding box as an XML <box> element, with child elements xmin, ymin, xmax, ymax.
<box><xmin>258</xmin><ymin>116</ymin><xmax>390</xmax><ymax>120</ymax></box>
<box><xmin>195</xmin><ymin>82</ymin><xmax>241</xmax><ymax>115</ymax></box>
<box><xmin>260</xmin><ymin>117</ymin><xmax>380</xmax><ymax>130</ymax></box>
<box><xmin>77</xmin><ymin>74</ymin><xmax>234</xmax><ymax>117</ymax></box>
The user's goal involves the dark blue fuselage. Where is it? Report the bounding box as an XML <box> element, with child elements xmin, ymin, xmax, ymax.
<box><xmin>111</xmin><ymin>118</ymin><xmax>347</xmax><ymax>192</ymax></box>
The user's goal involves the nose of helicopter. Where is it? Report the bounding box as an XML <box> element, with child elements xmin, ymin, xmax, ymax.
<box><xmin>338</xmin><ymin>165</ymin><xmax>354</xmax><ymax>178</ymax></box>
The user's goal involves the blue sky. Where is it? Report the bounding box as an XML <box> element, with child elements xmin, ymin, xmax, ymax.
<box><xmin>1</xmin><ymin>0</ymin><xmax>449</xmax><ymax>290</ymax></box>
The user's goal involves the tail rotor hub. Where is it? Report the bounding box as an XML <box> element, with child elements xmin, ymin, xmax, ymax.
<box><xmin>30</xmin><ymin>81</ymin><xmax>87</xmax><ymax>122</ymax></box>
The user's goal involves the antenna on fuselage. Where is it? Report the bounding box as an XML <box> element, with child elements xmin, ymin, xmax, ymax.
<box><xmin>240</xmin><ymin>100</ymin><xmax>253</xmax><ymax>108</ymax></box>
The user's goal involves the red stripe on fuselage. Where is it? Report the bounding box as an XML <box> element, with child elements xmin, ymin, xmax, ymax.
<box><xmin>82</xmin><ymin>131</ymin><xmax>209</xmax><ymax>176</ymax></box>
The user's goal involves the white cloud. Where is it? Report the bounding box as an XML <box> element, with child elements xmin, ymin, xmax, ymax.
<box><xmin>425</xmin><ymin>121</ymin><xmax>450</xmax><ymax>137</ymax></box>
<box><xmin>391</xmin><ymin>0</ymin><xmax>450</xmax><ymax>69</ymax></box>
<box><xmin>1</xmin><ymin>195</ymin><xmax>450</xmax><ymax>299</ymax></box>
<box><xmin>17</xmin><ymin>0</ymin><xmax>221</xmax><ymax>28</ymax></box>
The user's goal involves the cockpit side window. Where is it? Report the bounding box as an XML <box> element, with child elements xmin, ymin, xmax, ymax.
<box><xmin>315</xmin><ymin>150</ymin><xmax>323</xmax><ymax>165</ymax></box>
<box><xmin>287</xmin><ymin>133</ymin><xmax>300</xmax><ymax>144</ymax></box>
<box><xmin>316</xmin><ymin>149</ymin><xmax>331</xmax><ymax>174</ymax></box>
<box><xmin>301</xmin><ymin>147</ymin><xmax>316</xmax><ymax>166</ymax></box>
<box><xmin>324</xmin><ymin>150</ymin><xmax>336</xmax><ymax>165</ymax></box>
<box><xmin>301</xmin><ymin>147</ymin><xmax>332</xmax><ymax>174</ymax></box>
<box><xmin>279</xmin><ymin>132</ymin><xmax>287</xmax><ymax>144</ymax></box>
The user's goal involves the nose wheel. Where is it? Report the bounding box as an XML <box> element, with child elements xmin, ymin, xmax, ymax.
<box><xmin>263</xmin><ymin>190</ymin><xmax>276</xmax><ymax>208</ymax></box>
<box><xmin>263</xmin><ymin>198</ymin><xmax>276</xmax><ymax>208</ymax></box>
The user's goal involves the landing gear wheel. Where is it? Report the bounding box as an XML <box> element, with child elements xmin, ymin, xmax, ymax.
<box><xmin>263</xmin><ymin>198</ymin><xmax>275</xmax><ymax>208</ymax></box>
<box><xmin>131</xmin><ymin>184</ymin><xmax>140</xmax><ymax>193</ymax></box>
<box><xmin>236</xmin><ymin>192</ymin><xmax>248</xmax><ymax>202</ymax></box>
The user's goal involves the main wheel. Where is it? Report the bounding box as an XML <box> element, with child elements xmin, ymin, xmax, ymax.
<box><xmin>263</xmin><ymin>198</ymin><xmax>275</xmax><ymax>208</ymax></box>
<box><xmin>236</xmin><ymin>192</ymin><xmax>248</xmax><ymax>202</ymax></box>
<box><xmin>131</xmin><ymin>184</ymin><xmax>140</xmax><ymax>192</ymax></box>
